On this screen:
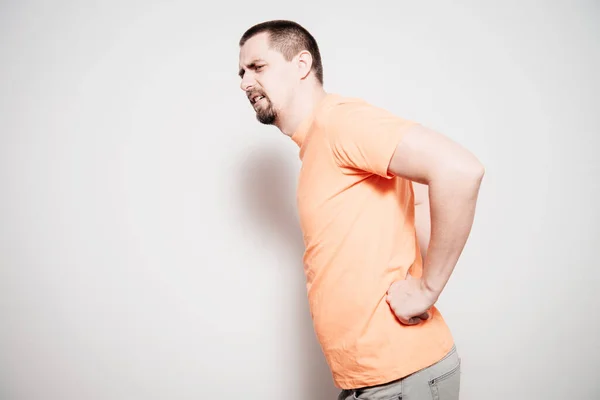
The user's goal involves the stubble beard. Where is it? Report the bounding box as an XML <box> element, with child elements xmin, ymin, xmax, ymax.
<box><xmin>255</xmin><ymin>97</ymin><xmax>277</xmax><ymax>125</ymax></box>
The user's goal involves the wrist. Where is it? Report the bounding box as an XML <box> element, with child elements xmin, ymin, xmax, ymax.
<box><xmin>419</xmin><ymin>278</ymin><xmax>441</xmax><ymax>304</ymax></box>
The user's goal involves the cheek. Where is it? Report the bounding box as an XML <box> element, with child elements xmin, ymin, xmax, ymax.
<box><xmin>262</xmin><ymin>72</ymin><xmax>294</xmax><ymax>102</ymax></box>
<box><xmin>266</xmin><ymin>83</ymin><xmax>291</xmax><ymax>106</ymax></box>
<box><xmin>263</xmin><ymin>85</ymin><xmax>282</xmax><ymax>104</ymax></box>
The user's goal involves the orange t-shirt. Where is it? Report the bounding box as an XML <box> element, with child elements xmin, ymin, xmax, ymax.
<box><xmin>291</xmin><ymin>93</ymin><xmax>455</xmax><ymax>389</ymax></box>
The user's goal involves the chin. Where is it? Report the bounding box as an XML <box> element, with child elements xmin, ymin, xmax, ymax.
<box><xmin>255</xmin><ymin>105</ymin><xmax>277</xmax><ymax>125</ymax></box>
<box><xmin>256</xmin><ymin>114</ymin><xmax>276</xmax><ymax>125</ymax></box>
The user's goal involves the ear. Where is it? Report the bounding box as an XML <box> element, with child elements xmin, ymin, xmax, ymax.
<box><xmin>296</xmin><ymin>50</ymin><xmax>313</xmax><ymax>80</ymax></box>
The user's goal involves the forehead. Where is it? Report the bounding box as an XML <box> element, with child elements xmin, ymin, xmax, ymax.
<box><xmin>238</xmin><ymin>32</ymin><xmax>281</xmax><ymax>67</ymax></box>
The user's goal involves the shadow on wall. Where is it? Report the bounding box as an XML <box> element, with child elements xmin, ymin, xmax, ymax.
<box><xmin>240</xmin><ymin>145</ymin><xmax>339</xmax><ymax>400</ymax></box>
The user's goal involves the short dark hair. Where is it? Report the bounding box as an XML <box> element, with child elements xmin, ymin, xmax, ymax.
<box><xmin>239</xmin><ymin>20</ymin><xmax>324</xmax><ymax>85</ymax></box>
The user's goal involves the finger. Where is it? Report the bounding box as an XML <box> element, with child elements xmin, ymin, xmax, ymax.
<box><xmin>417</xmin><ymin>312</ymin><xmax>430</xmax><ymax>320</ymax></box>
<box><xmin>398</xmin><ymin>313</ymin><xmax>429</xmax><ymax>325</ymax></box>
<box><xmin>398</xmin><ymin>316</ymin><xmax>419</xmax><ymax>325</ymax></box>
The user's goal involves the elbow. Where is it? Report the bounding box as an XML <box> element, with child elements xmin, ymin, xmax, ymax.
<box><xmin>464</xmin><ymin>160</ymin><xmax>485</xmax><ymax>193</ymax></box>
<box><xmin>469</xmin><ymin>159</ymin><xmax>485</xmax><ymax>183</ymax></box>
<box><xmin>441</xmin><ymin>157</ymin><xmax>485</xmax><ymax>187</ymax></box>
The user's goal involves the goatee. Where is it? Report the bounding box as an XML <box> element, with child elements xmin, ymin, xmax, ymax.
<box><xmin>255</xmin><ymin>99</ymin><xmax>277</xmax><ymax>125</ymax></box>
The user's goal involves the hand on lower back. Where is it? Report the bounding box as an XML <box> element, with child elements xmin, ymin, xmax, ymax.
<box><xmin>386</xmin><ymin>274</ymin><xmax>436</xmax><ymax>325</ymax></box>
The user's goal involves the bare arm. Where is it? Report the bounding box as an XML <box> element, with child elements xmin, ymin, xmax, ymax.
<box><xmin>389</xmin><ymin>124</ymin><xmax>484</xmax><ymax>300</ymax></box>
<box><xmin>413</xmin><ymin>182</ymin><xmax>431</xmax><ymax>261</ymax></box>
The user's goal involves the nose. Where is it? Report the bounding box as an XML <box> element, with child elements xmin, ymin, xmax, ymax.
<box><xmin>240</xmin><ymin>73</ymin><xmax>255</xmax><ymax>92</ymax></box>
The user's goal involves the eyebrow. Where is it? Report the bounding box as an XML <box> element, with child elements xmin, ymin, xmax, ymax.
<box><xmin>238</xmin><ymin>59</ymin><xmax>266</xmax><ymax>78</ymax></box>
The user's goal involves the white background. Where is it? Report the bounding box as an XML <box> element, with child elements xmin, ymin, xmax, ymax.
<box><xmin>1</xmin><ymin>1</ymin><xmax>599</xmax><ymax>399</ymax></box>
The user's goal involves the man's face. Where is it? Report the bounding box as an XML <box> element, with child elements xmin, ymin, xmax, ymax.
<box><xmin>239</xmin><ymin>33</ymin><xmax>296</xmax><ymax>125</ymax></box>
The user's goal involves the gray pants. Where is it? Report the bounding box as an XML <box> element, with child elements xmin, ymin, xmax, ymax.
<box><xmin>338</xmin><ymin>345</ymin><xmax>461</xmax><ymax>400</ymax></box>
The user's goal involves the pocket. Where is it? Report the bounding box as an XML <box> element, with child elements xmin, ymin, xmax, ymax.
<box><xmin>428</xmin><ymin>358</ymin><xmax>461</xmax><ymax>400</ymax></box>
<box><xmin>353</xmin><ymin>391</ymin><xmax>402</xmax><ymax>400</ymax></box>
<box><xmin>352</xmin><ymin>380</ymin><xmax>403</xmax><ymax>400</ymax></box>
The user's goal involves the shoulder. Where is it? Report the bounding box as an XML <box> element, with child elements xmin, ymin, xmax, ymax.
<box><xmin>323</xmin><ymin>95</ymin><xmax>371</xmax><ymax>116</ymax></box>
<box><xmin>320</xmin><ymin>95</ymin><xmax>416</xmax><ymax>135</ymax></box>
<box><xmin>316</xmin><ymin>95</ymin><xmax>381</xmax><ymax>129</ymax></box>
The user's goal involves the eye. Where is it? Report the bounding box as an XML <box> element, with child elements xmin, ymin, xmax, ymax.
<box><xmin>256</xmin><ymin>65</ymin><xmax>265</xmax><ymax>71</ymax></box>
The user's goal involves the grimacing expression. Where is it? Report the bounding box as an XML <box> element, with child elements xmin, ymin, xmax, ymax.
<box><xmin>239</xmin><ymin>33</ymin><xmax>295</xmax><ymax>125</ymax></box>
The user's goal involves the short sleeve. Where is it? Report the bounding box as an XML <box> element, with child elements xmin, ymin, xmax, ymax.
<box><xmin>326</xmin><ymin>99</ymin><xmax>419</xmax><ymax>178</ymax></box>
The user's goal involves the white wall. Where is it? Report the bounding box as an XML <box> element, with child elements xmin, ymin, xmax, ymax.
<box><xmin>1</xmin><ymin>1</ymin><xmax>599</xmax><ymax>399</ymax></box>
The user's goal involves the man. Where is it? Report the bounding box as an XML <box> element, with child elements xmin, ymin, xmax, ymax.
<box><xmin>238</xmin><ymin>20</ymin><xmax>484</xmax><ymax>400</ymax></box>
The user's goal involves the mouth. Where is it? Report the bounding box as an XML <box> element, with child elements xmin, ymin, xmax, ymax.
<box><xmin>249</xmin><ymin>94</ymin><xmax>266</xmax><ymax>105</ymax></box>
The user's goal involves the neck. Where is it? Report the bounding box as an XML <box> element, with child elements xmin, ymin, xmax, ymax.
<box><xmin>276</xmin><ymin>84</ymin><xmax>328</xmax><ymax>137</ymax></box>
